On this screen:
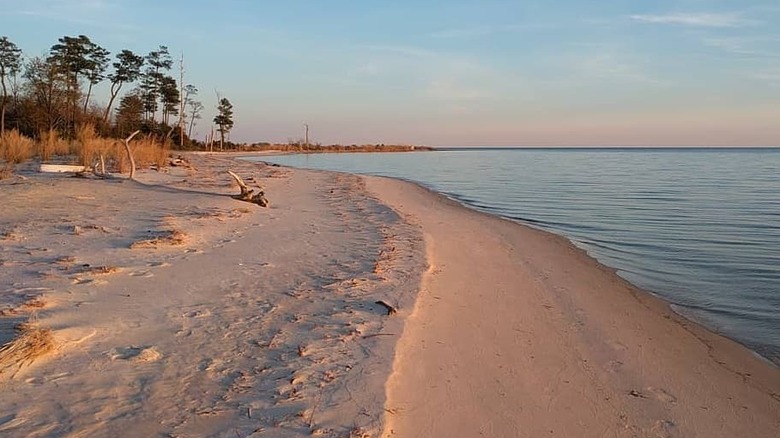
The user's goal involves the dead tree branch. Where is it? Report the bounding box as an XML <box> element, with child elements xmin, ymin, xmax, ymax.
<box><xmin>124</xmin><ymin>130</ymin><xmax>141</xmax><ymax>180</ymax></box>
<box><xmin>227</xmin><ymin>170</ymin><xmax>268</xmax><ymax>207</ymax></box>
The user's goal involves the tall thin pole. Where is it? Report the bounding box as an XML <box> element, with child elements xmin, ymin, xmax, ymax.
<box><xmin>304</xmin><ymin>123</ymin><xmax>309</xmax><ymax>148</ymax></box>
<box><xmin>178</xmin><ymin>52</ymin><xmax>185</xmax><ymax>148</ymax></box>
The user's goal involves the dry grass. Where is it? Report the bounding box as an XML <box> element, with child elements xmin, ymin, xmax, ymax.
<box><xmin>105</xmin><ymin>134</ymin><xmax>169</xmax><ymax>174</ymax></box>
<box><xmin>107</xmin><ymin>140</ymin><xmax>130</xmax><ymax>173</ymax></box>
<box><xmin>0</xmin><ymin>164</ymin><xmax>13</xmax><ymax>180</ymax></box>
<box><xmin>0</xmin><ymin>319</ymin><xmax>55</xmax><ymax>379</ymax></box>
<box><xmin>130</xmin><ymin>229</ymin><xmax>186</xmax><ymax>249</ymax></box>
<box><xmin>37</xmin><ymin>128</ymin><xmax>70</xmax><ymax>161</ymax></box>
<box><xmin>133</xmin><ymin>135</ymin><xmax>170</xmax><ymax>169</ymax></box>
<box><xmin>0</xmin><ymin>130</ymin><xmax>34</xmax><ymax>164</ymax></box>
<box><xmin>0</xmin><ymin>295</ymin><xmax>48</xmax><ymax>317</ymax></box>
<box><xmin>75</xmin><ymin>123</ymin><xmax>99</xmax><ymax>167</ymax></box>
<box><xmin>93</xmin><ymin>138</ymin><xmax>118</xmax><ymax>173</ymax></box>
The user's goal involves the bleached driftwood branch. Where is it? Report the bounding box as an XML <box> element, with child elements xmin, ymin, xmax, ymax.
<box><xmin>227</xmin><ymin>170</ymin><xmax>269</xmax><ymax>207</ymax></box>
<box><xmin>124</xmin><ymin>130</ymin><xmax>141</xmax><ymax>180</ymax></box>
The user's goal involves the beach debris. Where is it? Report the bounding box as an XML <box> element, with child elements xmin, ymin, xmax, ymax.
<box><xmin>169</xmin><ymin>155</ymin><xmax>194</xmax><ymax>169</ymax></box>
<box><xmin>124</xmin><ymin>130</ymin><xmax>141</xmax><ymax>180</ymax></box>
<box><xmin>628</xmin><ymin>389</ymin><xmax>647</xmax><ymax>398</ymax></box>
<box><xmin>75</xmin><ymin>264</ymin><xmax>120</xmax><ymax>275</ymax></box>
<box><xmin>0</xmin><ymin>319</ymin><xmax>55</xmax><ymax>379</ymax></box>
<box><xmin>227</xmin><ymin>170</ymin><xmax>269</xmax><ymax>207</ymax></box>
<box><xmin>130</xmin><ymin>229</ymin><xmax>186</xmax><ymax>249</ymax></box>
<box><xmin>375</xmin><ymin>300</ymin><xmax>397</xmax><ymax>316</ymax></box>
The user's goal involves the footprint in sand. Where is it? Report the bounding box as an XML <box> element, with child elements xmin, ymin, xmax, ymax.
<box><xmin>606</xmin><ymin>360</ymin><xmax>624</xmax><ymax>373</ymax></box>
<box><xmin>184</xmin><ymin>309</ymin><xmax>211</xmax><ymax>318</ymax></box>
<box><xmin>71</xmin><ymin>277</ymin><xmax>108</xmax><ymax>285</ymax></box>
<box><xmin>147</xmin><ymin>261</ymin><xmax>171</xmax><ymax>268</ymax></box>
<box><xmin>128</xmin><ymin>270</ymin><xmax>154</xmax><ymax>278</ymax></box>
<box><xmin>646</xmin><ymin>387</ymin><xmax>678</xmax><ymax>404</ymax></box>
<box><xmin>109</xmin><ymin>346</ymin><xmax>163</xmax><ymax>363</ymax></box>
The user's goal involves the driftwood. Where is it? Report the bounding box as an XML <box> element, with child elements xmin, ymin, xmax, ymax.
<box><xmin>227</xmin><ymin>170</ymin><xmax>269</xmax><ymax>207</ymax></box>
<box><xmin>124</xmin><ymin>130</ymin><xmax>141</xmax><ymax>180</ymax></box>
<box><xmin>39</xmin><ymin>164</ymin><xmax>88</xmax><ymax>173</ymax></box>
<box><xmin>169</xmin><ymin>155</ymin><xmax>193</xmax><ymax>169</ymax></box>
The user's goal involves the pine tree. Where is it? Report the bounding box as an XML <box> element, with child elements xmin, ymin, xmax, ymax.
<box><xmin>0</xmin><ymin>36</ymin><xmax>22</xmax><ymax>134</ymax></box>
<box><xmin>213</xmin><ymin>97</ymin><xmax>234</xmax><ymax>150</ymax></box>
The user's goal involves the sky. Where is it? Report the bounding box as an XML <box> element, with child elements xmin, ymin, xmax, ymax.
<box><xmin>0</xmin><ymin>0</ymin><xmax>778</xmax><ymax>146</ymax></box>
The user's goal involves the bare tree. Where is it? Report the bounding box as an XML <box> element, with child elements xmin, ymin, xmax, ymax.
<box><xmin>187</xmin><ymin>98</ymin><xmax>203</xmax><ymax>139</ymax></box>
<box><xmin>177</xmin><ymin>53</ymin><xmax>184</xmax><ymax>147</ymax></box>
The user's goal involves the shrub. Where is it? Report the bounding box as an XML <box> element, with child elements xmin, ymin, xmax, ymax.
<box><xmin>75</xmin><ymin>124</ymin><xmax>99</xmax><ymax>167</ymax></box>
<box><xmin>36</xmin><ymin>129</ymin><xmax>69</xmax><ymax>161</ymax></box>
<box><xmin>0</xmin><ymin>130</ymin><xmax>34</xmax><ymax>164</ymax></box>
<box><xmin>133</xmin><ymin>135</ymin><xmax>170</xmax><ymax>169</ymax></box>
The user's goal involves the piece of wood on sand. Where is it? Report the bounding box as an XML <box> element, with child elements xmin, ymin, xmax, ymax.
<box><xmin>39</xmin><ymin>164</ymin><xmax>88</xmax><ymax>174</ymax></box>
<box><xmin>227</xmin><ymin>170</ymin><xmax>269</xmax><ymax>207</ymax></box>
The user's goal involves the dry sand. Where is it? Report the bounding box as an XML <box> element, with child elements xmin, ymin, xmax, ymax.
<box><xmin>0</xmin><ymin>154</ymin><xmax>424</xmax><ymax>437</ymax></box>
<box><xmin>0</xmin><ymin>154</ymin><xmax>777</xmax><ymax>437</ymax></box>
<box><xmin>365</xmin><ymin>177</ymin><xmax>779</xmax><ymax>438</ymax></box>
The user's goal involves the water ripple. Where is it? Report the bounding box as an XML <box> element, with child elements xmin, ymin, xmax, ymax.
<box><xmin>254</xmin><ymin>148</ymin><xmax>780</xmax><ymax>365</ymax></box>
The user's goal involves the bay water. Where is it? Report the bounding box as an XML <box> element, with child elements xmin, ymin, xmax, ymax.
<box><xmin>249</xmin><ymin>148</ymin><xmax>780</xmax><ymax>365</ymax></box>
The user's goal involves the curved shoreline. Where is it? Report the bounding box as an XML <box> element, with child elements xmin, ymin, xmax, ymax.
<box><xmin>1</xmin><ymin>153</ymin><xmax>776</xmax><ymax>436</ymax></box>
<box><xmin>247</xmin><ymin>154</ymin><xmax>779</xmax><ymax>367</ymax></box>
<box><xmin>363</xmin><ymin>174</ymin><xmax>780</xmax><ymax>437</ymax></box>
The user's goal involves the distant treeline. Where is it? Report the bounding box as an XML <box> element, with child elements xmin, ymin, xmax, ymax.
<box><xmin>243</xmin><ymin>142</ymin><xmax>432</xmax><ymax>153</ymax></box>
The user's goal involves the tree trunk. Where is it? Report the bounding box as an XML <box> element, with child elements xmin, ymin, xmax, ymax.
<box><xmin>83</xmin><ymin>82</ymin><xmax>94</xmax><ymax>113</ymax></box>
<box><xmin>219</xmin><ymin>126</ymin><xmax>224</xmax><ymax>150</ymax></box>
<box><xmin>179</xmin><ymin>54</ymin><xmax>185</xmax><ymax>148</ymax></box>
<box><xmin>103</xmin><ymin>82</ymin><xmax>122</xmax><ymax>125</ymax></box>
<box><xmin>1</xmin><ymin>75</ymin><xmax>6</xmax><ymax>135</ymax></box>
<box><xmin>188</xmin><ymin>111</ymin><xmax>196</xmax><ymax>139</ymax></box>
<box><xmin>123</xmin><ymin>130</ymin><xmax>141</xmax><ymax>180</ymax></box>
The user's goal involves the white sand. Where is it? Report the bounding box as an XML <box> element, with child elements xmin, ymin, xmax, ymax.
<box><xmin>0</xmin><ymin>155</ymin><xmax>424</xmax><ymax>437</ymax></box>
<box><xmin>0</xmin><ymin>154</ymin><xmax>777</xmax><ymax>437</ymax></box>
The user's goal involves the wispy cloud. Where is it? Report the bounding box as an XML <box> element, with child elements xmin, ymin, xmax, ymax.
<box><xmin>354</xmin><ymin>44</ymin><xmax>432</xmax><ymax>59</ymax></box>
<box><xmin>15</xmin><ymin>0</ymin><xmax>139</xmax><ymax>31</ymax></box>
<box><xmin>430</xmin><ymin>23</ymin><xmax>554</xmax><ymax>39</ymax></box>
<box><xmin>701</xmin><ymin>36</ymin><xmax>780</xmax><ymax>59</ymax></box>
<box><xmin>555</xmin><ymin>46</ymin><xmax>664</xmax><ymax>86</ymax></box>
<box><xmin>426</xmin><ymin>79</ymin><xmax>493</xmax><ymax>102</ymax></box>
<box><xmin>629</xmin><ymin>13</ymin><xmax>754</xmax><ymax>28</ymax></box>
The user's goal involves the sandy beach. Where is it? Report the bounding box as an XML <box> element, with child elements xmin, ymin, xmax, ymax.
<box><xmin>1</xmin><ymin>154</ymin><xmax>778</xmax><ymax>437</ymax></box>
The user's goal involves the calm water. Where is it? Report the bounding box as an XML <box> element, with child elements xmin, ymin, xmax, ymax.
<box><xmin>249</xmin><ymin>148</ymin><xmax>780</xmax><ymax>365</ymax></box>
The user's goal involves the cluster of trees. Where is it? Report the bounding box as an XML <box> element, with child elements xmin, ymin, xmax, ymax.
<box><xmin>0</xmin><ymin>34</ymin><xmax>234</xmax><ymax>150</ymax></box>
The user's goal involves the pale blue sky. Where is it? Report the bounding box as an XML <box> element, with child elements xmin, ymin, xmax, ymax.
<box><xmin>1</xmin><ymin>0</ymin><xmax>778</xmax><ymax>145</ymax></box>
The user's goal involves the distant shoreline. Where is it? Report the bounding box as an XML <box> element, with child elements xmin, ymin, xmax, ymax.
<box><xmin>433</xmin><ymin>145</ymin><xmax>780</xmax><ymax>151</ymax></box>
<box><xmin>237</xmin><ymin>144</ymin><xmax>434</xmax><ymax>153</ymax></box>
